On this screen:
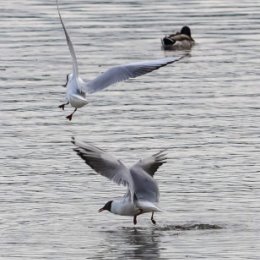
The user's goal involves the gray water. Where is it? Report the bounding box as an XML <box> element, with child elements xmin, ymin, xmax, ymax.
<box><xmin>1</xmin><ymin>0</ymin><xmax>260</xmax><ymax>259</ymax></box>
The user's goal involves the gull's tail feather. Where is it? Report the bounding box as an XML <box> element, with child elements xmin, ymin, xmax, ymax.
<box><xmin>137</xmin><ymin>200</ymin><xmax>162</xmax><ymax>212</ymax></box>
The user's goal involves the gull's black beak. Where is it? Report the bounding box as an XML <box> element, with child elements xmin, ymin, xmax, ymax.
<box><xmin>98</xmin><ymin>207</ymin><xmax>104</xmax><ymax>213</ymax></box>
<box><xmin>98</xmin><ymin>200</ymin><xmax>112</xmax><ymax>213</ymax></box>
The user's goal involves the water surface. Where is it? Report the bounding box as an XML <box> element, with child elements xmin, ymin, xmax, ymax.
<box><xmin>1</xmin><ymin>0</ymin><xmax>260</xmax><ymax>259</ymax></box>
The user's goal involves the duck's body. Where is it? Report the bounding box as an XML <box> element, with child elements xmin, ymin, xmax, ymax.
<box><xmin>72</xmin><ymin>138</ymin><xmax>166</xmax><ymax>225</ymax></box>
<box><xmin>162</xmin><ymin>26</ymin><xmax>195</xmax><ymax>50</ymax></box>
<box><xmin>56</xmin><ymin>0</ymin><xmax>186</xmax><ymax>120</ymax></box>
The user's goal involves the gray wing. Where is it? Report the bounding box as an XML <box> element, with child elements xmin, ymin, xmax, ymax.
<box><xmin>56</xmin><ymin>0</ymin><xmax>78</xmax><ymax>76</ymax></box>
<box><xmin>130</xmin><ymin>167</ymin><xmax>159</xmax><ymax>203</ymax></box>
<box><xmin>72</xmin><ymin>138</ymin><xmax>134</xmax><ymax>192</ymax></box>
<box><xmin>132</xmin><ymin>150</ymin><xmax>167</xmax><ymax>177</ymax></box>
<box><xmin>82</xmin><ymin>55</ymin><xmax>186</xmax><ymax>94</ymax></box>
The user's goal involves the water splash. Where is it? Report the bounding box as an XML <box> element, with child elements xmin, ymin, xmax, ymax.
<box><xmin>154</xmin><ymin>223</ymin><xmax>223</xmax><ymax>231</ymax></box>
<box><xmin>115</xmin><ymin>223</ymin><xmax>223</xmax><ymax>233</ymax></box>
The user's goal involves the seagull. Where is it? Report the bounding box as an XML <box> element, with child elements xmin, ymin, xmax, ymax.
<box><xmin>72</xmin><ymin>137</ymin><xmax>167</xmax><ymax>225</ymax></box>
<box><xmin>56</xmin><ymin>0</ymin><xmax>187</xmax><ymax>120</ymax></box>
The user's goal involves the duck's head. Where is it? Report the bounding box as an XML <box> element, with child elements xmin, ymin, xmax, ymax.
<box><xmin>180</xmin><ymin>26</ymin><xmax>192</xmax><ymax>37</ymax></box>
<box><xmin>98</xmin><ymin>200</ymin><xmax>113</xmax><ymax>212</ymax></box>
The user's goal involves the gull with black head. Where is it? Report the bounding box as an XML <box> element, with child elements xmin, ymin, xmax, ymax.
<box><xmin>72</xmin><ymin>138</ymin><xmax>167</xmax><ymax>225</ymax></box>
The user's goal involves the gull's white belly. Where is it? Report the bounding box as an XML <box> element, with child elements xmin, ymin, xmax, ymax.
<box><xmin>68</xmin><ymin>94</ymin><xmax>88</xmax><ymax>108</ymax></box>
<box><xmin>111</xmin><ymin>199</ymin><xmax>161</xmax><ymax>216</ymax></box>
<box><xmin>112</xmin><ymin>201</ymin><xmax>139</xmax><ymax>216</ymax></box>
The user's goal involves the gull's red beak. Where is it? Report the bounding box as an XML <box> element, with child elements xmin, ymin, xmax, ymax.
<box><xmin>98</xmin><ymin>207</ymin><xmax>104</xmax><ymax>213</ymax></box>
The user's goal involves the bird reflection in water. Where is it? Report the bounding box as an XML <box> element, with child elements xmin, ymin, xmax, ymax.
<box><xmin>95</xmin><ymin>227</ymin><xmax>163</xmax><ymax>259</ymax></box>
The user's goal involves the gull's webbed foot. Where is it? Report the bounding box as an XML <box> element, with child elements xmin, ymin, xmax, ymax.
<box><xmin>66</xmin><ymin>114</ymin><xmax>73</xmax><ymax>121</ymax></box>
<box><xmin>59</xmin><ymin>102</ymin><xmax>69</xmax><ymax>110</ymax></box>
<box><xmin>66</xmin><ymin>108</ymin><xmax>77</xmax><ymax>121</ymax></box>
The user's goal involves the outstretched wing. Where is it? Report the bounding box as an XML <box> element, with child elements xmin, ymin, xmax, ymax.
<box><xmin>72</xmin><ymin>138</ymin><xmax>134</xmax><ymax>197</ymax></box>
<box><xmin>130</xmin><ymin>167</ymin><xmax>160</xmax><ymax>203</ymax></box>
<box><xmin>83</xmin><ymin>55</ymin><xmax>186</xmax><ymax>94</ymax></box>
<box><xmin>131</xmin><ymin>150</ymin><xmax>167</xmax><ymax>177</ymax></box>
<box><xmin>128</xmin><ymin>151</ymin><xmax>167</xmax><ymax>203</ymax></box>
<box><xmin>56</xmin><ymin>0</ymin><xmax>78</xmax><ymax>76</ymax></box>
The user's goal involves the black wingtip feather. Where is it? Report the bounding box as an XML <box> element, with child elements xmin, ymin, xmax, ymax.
<box><xmin>153</xmin><ymin>54</ymin><xmax>188</xmax><ymax>72</ymax></box>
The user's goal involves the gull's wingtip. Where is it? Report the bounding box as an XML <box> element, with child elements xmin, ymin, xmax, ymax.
<box><xmin>155</xmin><ymin>149</ymin><xmax>168</xmax><ymax>157</ymax></box>
<box><xmin>177</xmin><ymin>53</ymin><xmax>190</xmax><ymax>61</ymax></box>
<box><xmin>152</xmin><ymin>149</ymin><xmax>168</xmax><ymax>165</ymax></box>
<box><xmin>164</xmin><ymin>53</ymin><xmax>189</xmax><ymax>66</ymax></box>
<box><xmin>56</xmin><ymin>0</ymin><xmax>59</xmax><ymax>10</ymax></box>
<box><xmin>71</xmin><ymin>136</ymin><xmax>76</xmax><ymax>145</ymax></box>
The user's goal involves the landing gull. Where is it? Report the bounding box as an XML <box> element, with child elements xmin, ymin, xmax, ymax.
<box><xmin>56</xmin><ymin>0</ymin><xmax>187</xmax><ymax>120</ymax></box>
<box><xmin>72</xmin><ymin>137</ymin><xmax>167</xmax><ymax>225</ymax></box>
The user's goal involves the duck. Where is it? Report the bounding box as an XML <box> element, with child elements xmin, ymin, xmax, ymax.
<box><xmin>161</xmin><ymin>26</ymin><xmax>195</xmax><ymax>50</ymax></box>
<box><xmin>56</xmin><ymin>0</ymin><xmax>187</xmax><ymax>120</ymax></box>
<box><xmin>72</xmin><ymin>137</ymin><xmax>167</xmax><ymax>225</ymax></box>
